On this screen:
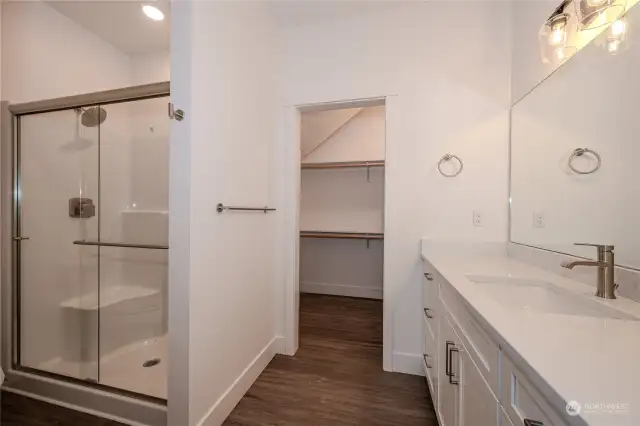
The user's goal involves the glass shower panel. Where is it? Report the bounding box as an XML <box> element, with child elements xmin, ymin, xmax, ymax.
<box><xmin>97</xmin><ymin>97</ymin><xmax>169</xmax><ymax>399</ymax></box>
<box><xmin>18</xmin><ymin>108</ymin><xmax>100</xmax><ymax>381</ymax></box>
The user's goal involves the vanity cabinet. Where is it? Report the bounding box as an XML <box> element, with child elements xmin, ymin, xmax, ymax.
<box><xmin>438</xmin><ymin>306</ymin><xmax>499</xmax><ymax>426</ymax></box>
<box><xmin>422</xmin><ymin>258</ymin><xmax>568</xmax><ymax>426</ymax></box>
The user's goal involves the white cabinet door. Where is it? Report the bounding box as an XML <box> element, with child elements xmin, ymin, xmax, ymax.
<box><xmin>438</xmin><ymin>315</ymin><xmax>459</xmax><ymax>426</ymax></box>
<box><xmin>458</xmin><ymin>344</ymin><xmax>499</xmax><ymax>426</ymax></box>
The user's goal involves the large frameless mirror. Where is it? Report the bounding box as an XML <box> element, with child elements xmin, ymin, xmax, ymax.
<box><xmin>510</xmin><ymin>2</ymin><xmax>640</xmax><ymax>269</ymax></box>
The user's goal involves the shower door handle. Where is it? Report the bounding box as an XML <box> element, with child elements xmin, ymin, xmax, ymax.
<box><xmin>13</xmin><ymin>236</ymin><xmax>29</xmax><ymax>241</ymax></box>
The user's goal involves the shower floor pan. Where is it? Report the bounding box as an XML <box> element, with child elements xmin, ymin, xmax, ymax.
<box><xmin>39</xmin><ymin>335</ymin><xmax>167</xmax><ymax>399</ymax></box>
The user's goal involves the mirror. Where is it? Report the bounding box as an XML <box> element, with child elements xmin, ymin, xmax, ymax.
<box><xmin>510</xmin><ymin>3</ymin><xmax>640</xmax><ymax>269</ymax></box>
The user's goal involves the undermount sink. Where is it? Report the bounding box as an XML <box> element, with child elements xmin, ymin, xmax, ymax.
<box><xmin>465</xmin><ymin>274</ymin><xmax>638</xmax><ymax>321</ymax></box>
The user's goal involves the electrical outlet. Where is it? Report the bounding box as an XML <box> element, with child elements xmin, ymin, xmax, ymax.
<box><xmin>533</xmin><ymin>212</ymin><xmax>545</xmax><ymax>228</ymax></box>
<box><xmin>473</xmin><ymin>211</ymin><xmax>483</xmax><ymax>227</ymax></box>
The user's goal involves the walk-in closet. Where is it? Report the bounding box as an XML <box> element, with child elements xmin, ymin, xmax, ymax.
<box><xmin>297</xmin><ymin>102</ymin><xmax>386</xmax><ymax>365</ymax></box>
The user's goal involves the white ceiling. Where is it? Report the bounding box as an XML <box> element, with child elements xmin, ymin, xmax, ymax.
<box><xmin>46</xmin><ymin>0</ymin><xmax>401</xmax><ymax>55</ymax></box>
<box><xmin>47</xmin><ymin>0</ymin><xmax>171</xmax><ymax>55</ymax></box>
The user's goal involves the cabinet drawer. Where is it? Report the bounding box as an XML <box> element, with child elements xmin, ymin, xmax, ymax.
<box><xmin>422</xmin><ymin>314</ymin><xmax>437</xmax><ymax>372</ymax></box>
<box><xmin>501</xmin><ymin>353</ymin><xmax>569</xmax><ymax>426</ymax></box>
<box><xmin>440</xmin><ymin>279</ymin><xmax>500</xmax><ymax>397</ymax></box>
<box><xmin>422</xmin><ymin>262</ymin><xmax>439</xmax><ymax>310</ymax></box>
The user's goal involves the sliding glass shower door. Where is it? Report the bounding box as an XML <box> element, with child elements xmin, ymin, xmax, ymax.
<box><xmin>15</xmin><ymin>95</ymin><xmax>169</xmax><ymax>399</ymax></box>
<box><xmin>18</xmin><ymin>108</ymin><xmax>100</xmax><ymax>381</ymax></box>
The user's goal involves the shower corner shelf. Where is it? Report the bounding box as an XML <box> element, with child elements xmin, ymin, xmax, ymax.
<box><xmin>300</xmin><ymin>230</ymin><xmax>384</xmax><ymax>240</ymax></box>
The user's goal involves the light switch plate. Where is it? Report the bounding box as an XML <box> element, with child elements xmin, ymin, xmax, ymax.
<box><xmin>473</xmin><ymin>211</ymin><xmax>483</xmax><ymax>227</ymax></box>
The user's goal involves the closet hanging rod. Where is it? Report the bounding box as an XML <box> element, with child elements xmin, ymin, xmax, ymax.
<box><xmin>301</xmin><ymin>160</ymin><xmax>385</xmax><ymax>170</ymax></box>
<box><xmin>300</xmin><ymin>231</ymin><xmax>384</xmax><ymax>240</ymax></box>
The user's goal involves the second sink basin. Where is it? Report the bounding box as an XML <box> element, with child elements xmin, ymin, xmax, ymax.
<box><xmin>464</xmin><ymin>274</ymin><xmax>638</xmax><ymax>321</ymax></box>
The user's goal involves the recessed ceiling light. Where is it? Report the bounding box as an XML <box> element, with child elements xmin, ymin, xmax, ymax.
<box><xmin>142</xmin><ymin>5</ymin><xmax>164</xmax><ymax>21</ymax></box>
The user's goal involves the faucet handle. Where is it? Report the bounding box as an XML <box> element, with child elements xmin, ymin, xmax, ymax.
<box><xmin>574</xmin><ymin>243</ymin><xmax>614</xmax><ymax>251</ymax></box>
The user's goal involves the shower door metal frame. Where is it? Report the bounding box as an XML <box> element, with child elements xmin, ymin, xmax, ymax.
<box><xmin>1</xmin><ymin>81</ymin><xmax>170</xmax><ymax>426</ymax></box>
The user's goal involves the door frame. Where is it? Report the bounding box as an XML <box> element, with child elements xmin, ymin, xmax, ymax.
<box><xmin>279</xmin><ymin>95</ymin><xmax>391</xmax><ymax>370</ymax></box>
<box><xmin>0</xmin><ymin>82</ymin><xmax>170</xmax><ymax>425</ymax></box>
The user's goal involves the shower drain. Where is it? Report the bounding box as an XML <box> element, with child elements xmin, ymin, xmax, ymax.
<box><xmin>143</xmin><ymin>358</ymin><xmax>161</xmax><ymax>368</ymax></box>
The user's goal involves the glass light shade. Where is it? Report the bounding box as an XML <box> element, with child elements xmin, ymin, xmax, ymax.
<box><xmin>606</xmin><ymin>16</ymin><xmax>629</xmax><ymax>53</ymax></box>
<box><xmin>575</xmin><ymin>0</ymin><xmax>625</xmax><ymax>31</ymax></box>
<box><xmin>539</xmin><ymin>13</ymin><xmax>577</xmax><ymax>64</ymax></box>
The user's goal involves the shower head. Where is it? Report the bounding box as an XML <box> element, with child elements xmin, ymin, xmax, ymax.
<box><xmin>77</xmin><ymin>106</ymin><xmax>107</xmax><ymax>127</ymax></box>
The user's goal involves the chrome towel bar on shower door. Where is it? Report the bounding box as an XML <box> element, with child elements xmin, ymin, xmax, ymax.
<box><xmin>73</xmin><ymin>240</ymin><xmax>168</xmax><ymax>250</ymax></box>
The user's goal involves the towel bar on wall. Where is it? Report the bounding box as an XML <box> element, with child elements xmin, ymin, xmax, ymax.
<box><xmin>438</xmin><ymin>154</ymin><xmax>463</xmax><ymax>177</ymax></box>
<box><xmin>568</xmin><ymin>148</ymin><xmax>601</xmax><ymax>174</ymax></box>
<box><xmin>216</xmin><ymin>203</ymin><xmax>276</xmax><ymax>213</ymax></box>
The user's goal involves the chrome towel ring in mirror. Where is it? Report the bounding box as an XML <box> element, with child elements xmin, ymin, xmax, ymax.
<box><xmin>568</xmin><ymin>148</ymin><xmax>601</xmax><ymax>175</ymax></box>
<box><xmin>438</xmin><ymin>154</ymin><xmax>463</xmax><ymax>177</ymax></box>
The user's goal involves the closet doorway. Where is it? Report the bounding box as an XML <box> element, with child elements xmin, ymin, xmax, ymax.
<box><xmin>296</xmin><ymin>99</ymin><xmax>386</xmax><ymax>369</ymax></box>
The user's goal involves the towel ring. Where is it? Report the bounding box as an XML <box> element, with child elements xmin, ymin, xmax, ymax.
<box><xmin>568</xmin><ymin>148</ymin><xmax>601</xmax><ymax>175</ymax></box>
<box><xmin>438</xmin><ymin>154</ymin><xmax>463</xmax><ymax>177</ymax></box>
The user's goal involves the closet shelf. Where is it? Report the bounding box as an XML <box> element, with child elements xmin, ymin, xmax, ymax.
<box><xmin>300</xmin><ymin>230</ymin><xmax>384</xmax><ymax>240</ymax></box>
<box><xmin>301</xmin><ymin>160</ymin><xmax>385</xmax><ymax>170</ymax></box>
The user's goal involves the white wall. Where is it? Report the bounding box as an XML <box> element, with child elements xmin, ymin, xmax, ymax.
<box><xmin>1</xmin><ymin>1</ymin><xmax>132</xmax><ymax>103</ymax></box>
<box><xmin>131</xmin><ymin>50</ymin><xmax>171</xmax><ymax>86</ymax></box>
<box><xmin>169</xmin><ymin>1</ymin><xmax>278</xmax><ymax>425</ymax></box>
<box><xmin>303</xmin><ymin>106</ymin><xmax>385</xmax><ymax>162</ymax></box>
<box><xmin>300</xmin><ymin>107</ymin><xmax>360</xmax><ymax>157</ymax></box>
<box><xmin>277</xmin><ymin>1</ymin><xmax>511</xmax><ymax>373</ymax></box>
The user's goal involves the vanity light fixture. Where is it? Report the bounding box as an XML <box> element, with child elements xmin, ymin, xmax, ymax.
<box><xmin>611</xmin><ymin>16</ymin><xmax>627</xmax><ymax>36</ymax></box>
<box><xmin>547</xmin><ymin>13</ymin><xmax>570</xmax><ymax>46</ymax></box>
<box><xmin>142</xmin><ymin>4</ymin><xmax>165</xmax><ymax>21</ymax></box>
<box><xmin>575</xmin><ymin>0</ymin><xmax>625</xmax><ymax>30</ymax></box>
<box><xmin>604</xmin><ymin>16</ymin><xmax>628</xmax><ymax>54</ymax></box>
<box><xmin>539</xmin><ymin>3</ymin><xmax>577</xmax><ymax>64</ymax></box>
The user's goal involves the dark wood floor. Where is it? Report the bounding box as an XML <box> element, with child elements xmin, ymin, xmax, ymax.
<box><xmin>224</xmin><ymin>293</ymin><xmax>436</xmax><ymax>426</ymax></box>
<box><xmin>0</xmin><ymin>390</ymin><xmax>125</xmax><ymax>426</ymax></box>
<box><xmin>0</xmin><ymin>294</ymin><xmax>435</xmax><ymax>426</ymax></box>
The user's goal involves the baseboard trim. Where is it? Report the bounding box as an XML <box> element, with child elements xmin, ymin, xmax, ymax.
<box><xmin>195</xmin><ymin>336</ymin><xmax>281</xmax><ymax>426</ymax></box>
<box><xmin>392</xmin><ymin>351</ymin><xmax>424</xmax><ymax>376</ymax></box>
<box><xmin>300</xmin><ymin>281</ymin><xmax>382</xmax><ymax>299</ymax></box>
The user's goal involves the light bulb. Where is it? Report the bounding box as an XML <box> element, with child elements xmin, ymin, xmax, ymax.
<box><xmin>142</xmin><ymin>5</ymin><xmax>164</xmax><ymax>21</ymax></box>
<box><xmin>607</xmin><ymin>39</ymin><xmax>621</xmax><ymax>52</ymax></box>
<box><xmin>611</xmin><ymin>19</ymin><xmax>627</xmax><ymax>36</ymax></box>
<box><xmin>549</xmin><ymin>28</ymin><xmax>566</xmax><ymax>45</ymax></box>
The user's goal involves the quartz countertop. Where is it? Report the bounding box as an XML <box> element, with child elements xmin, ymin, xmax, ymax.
<box><xmin>421</xmin><ymin>241</ymin><xmax>639</xmax><ymax>426</ymax></box>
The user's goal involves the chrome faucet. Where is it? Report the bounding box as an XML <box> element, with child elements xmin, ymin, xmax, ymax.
<box><xmin>562</xmin><ymin>243</ymin><xmax>616</xmax><ymax>299</ymax></box>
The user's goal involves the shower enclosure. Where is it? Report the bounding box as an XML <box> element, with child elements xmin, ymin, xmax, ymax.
<box><xmin>1</xmin><ymin>83</ymin><xmax>170</xmax><ymax>424</ymax></box>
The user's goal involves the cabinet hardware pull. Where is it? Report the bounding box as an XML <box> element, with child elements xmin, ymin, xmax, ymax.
<box><xmin>449</xmin><ymin>347</ymin><xmax>459</xmax><ymax>385</ymax></box>
<box><xmin>422</xmin><ymin>354</ymin><xmax>432</xmax><ymax>369</ymax></box>
<box><xmin>524</xmin><ymin>421</ymin><xmax>544</xmax><ymax>426</ymax></box>
<box><xmin>445</xmin><ymin>341</ymin><xmax>454</xmax><ymax>377</ymax></box>
<box><xmin>424</xmin><ymin>308</ymin><xmax>434</xmax><ymax>319</ymax></box>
